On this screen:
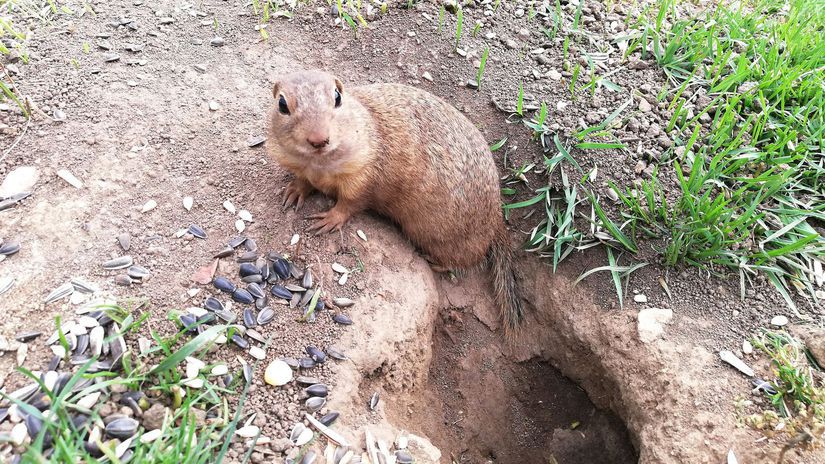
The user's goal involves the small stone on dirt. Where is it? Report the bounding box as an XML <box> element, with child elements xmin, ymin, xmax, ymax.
<box><xmin>117</xmin><ymin>233</ymin><xmax>131</xmax><ymax>251</ymax></box>
<box><xmin>142</xmin><ymin>403</ymin><xmax>167</xmax><ymax>430</ymax></box>
<box><xmin>633</xmin><ymin>294</ymin><xmax>648</xmax><ymax>303</ymax></box>
<box><xmin>466</xmin><ymin>79</ymin><xmax>479</xmax><ymax>90</ymax></box>
<box><xmin>422</xmin><ymin>71</ymin><xmax>433</xmax><ymax>82</ymax></box>
<box><xmin>210</xmin><ymin>37</ymin><xmax>225</xmax><ymax>47</ymax></box>
<box><xmin>639</xmin><ymin>98</ymin><xmax>652</xmax><ymax>112</ymax></box>
<box><xmin>208</xmin><ymin>101</ymin><xmax>220</xmax><ymax>111</ymax></box>
<box><xmin>637</xmin><ymin>307</ymin><xmax>672</xmax><ymax>343</ymax></box>
<box><xmin>547</xmin><ymin>69</ymin><xmax>562</xmax><ymax>81</ymax></box>
<box><xmin>742</xmin><ymin>340</ymin><xmax>753</xmax><ymax>355</ymax></box>
<box><xmin>770</xmin><ymin>315</ymin><xmax>789</xmax><ymax>327</ymax></box>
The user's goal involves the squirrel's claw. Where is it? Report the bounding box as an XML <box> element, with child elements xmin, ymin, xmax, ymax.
<box><xmin>283</xmin><ymin>180</ymin><xmax>310</xmax><ymax>211</ymax></box>
<box><xmin>306</xmin><ymin>209</ymin><xmax>348</xmax><ymax>235</ymax></box>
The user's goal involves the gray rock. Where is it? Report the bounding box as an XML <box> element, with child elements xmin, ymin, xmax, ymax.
<box><xmin>210</xmin><ymin>37</ymin><xmax>225</xmax><ymax>47</ymax></box>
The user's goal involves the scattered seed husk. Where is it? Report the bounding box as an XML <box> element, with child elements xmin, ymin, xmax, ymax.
<box><xmin>183</xmin><ymin>196</ymin><xmax>194</xmax><ymax>211</ymax></box>
<box><xmin>238</xmin><ymin>210</ymin><xmax>253</xmax><ymax>222</ymax></box>
<box><xmin>15</xmin><ymin>331</ymin><xmax>41</xmax><ymax>343</ymax></box>
<box><xmin>290</xmin><ymin>234</ymin><xmax>300</xmax><ymax>245</ymax></box>
<box><xmin>140</xmin><ymin>429</ymin><xmax>162</xmax><ymax>444</ymax></box>
<box><xmin>305</xmin><ymin>413</ymin><xmax>349</xmax><ymax>447</ymax></box>
<box><xmin>237</xmin><ymin>251</ymin><xmax>258</xmax><ymax>263</ymax></box>
<box><xmin>719</xmin><ymin>350</ymin><xmax>754</xmax><ymax>377</ymax></box>
<box><xmin>16</xmin><ymin>344</ymin><xmax>27</xmax><ymax>366</ymax></box>
<box><xmin>331</xmin><ymin>263</ymin><xmax>348</xmax><ymax>274</ymax></box>
<box><xmin>56</xmin><ymin>169</ymin><xmax>84</xmax><ymax>189</ymax></box>
<box><xmin>302</xmin><ymin>269</ymin><xmax>313</xmax><ymax>289</ymax></box>
<box><xmin>299</xmin><ymin>450</ymin><xmax>317</xmax><ymax>464</ymax></box>
<box><xmin>141</xmin><ymin>199</ymin><xmax>157</xmax><ymax>213</ymax></box>
<box><xmin>228</xmin><ymin>236</ymin><xmax>246</xmax><ymax>248</ymax></box>
<box><xmin>249</xmin><ymin>346</ymin><xmax>266</xmax><ymax>360</ymax></box>
<box><xmin>247</xmin><ymin>135</ymin><xmax>266</xmax><ymax>147</ymax></box>
<box><xmin>333</xmin><ymin>298</ymin><xmax>354</xmax><ymax>308</ymax></box>
<box><xmin>235</xmin><ymin>219</ymin><xmax>245</xmax><ymax>233</ymax></box>
<box><xmin>235</xmin><ymin>425</ymin><xmax>260</xmax><ymax>438</ymax></box>
<box><xmin>293</xmin><ymin>426</ymin><xmax>313</xmax><ymax>446</ymax></box>
<box><xmin>223</xmin><ymin>200</ymin><xmax>237</xmax><ymax>214</ymax></box>
<box><xmin>770</xmin><ymin>315</ymin><xmax>789</xmax><ymax>327</ymax></box>
<box><xmin>0</xmin><ymin>276</ymin><xmax>14</xmax><ymax>295</ymax></box>
<box><xmin>338</xmin><ymin>273</ymin><xmax>348</xmax><ymax>286</ymax></box>
<box><xmin>357</xmin><ymin>230</ymin><xmax>367</xmax><ymax>241</ymax></box>
<box><xmin>369</xmin><ymin>392</ymin><xmax>379</xmax><ymax>410</ymax></box>
<box><xmin>102</xmin><ymin>256</ymin><xmax>133</xmax><ymax>270</ymax></box>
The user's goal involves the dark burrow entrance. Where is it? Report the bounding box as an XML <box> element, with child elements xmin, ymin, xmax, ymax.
<box><xmin>419</xmin><ymin>309</ymin><xmax>638</xmax><ymax>463</ymax></box>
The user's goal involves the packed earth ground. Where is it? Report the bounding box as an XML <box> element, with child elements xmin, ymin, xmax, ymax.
<box><xmin>0</xmin><ymin>0</ymin><xmax>824</xmax><ymax>463</ymax></box>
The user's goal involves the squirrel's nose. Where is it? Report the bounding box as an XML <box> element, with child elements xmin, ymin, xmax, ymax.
<box><xmin>307</xmin><ymin>133</ymin><xmax>330</xmax><ymax>149</ymax></box>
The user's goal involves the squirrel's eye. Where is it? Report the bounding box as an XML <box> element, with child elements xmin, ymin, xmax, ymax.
<box><xmin>278</xmin><ymin>95</ymin><xmax>290</xmax><ymax>115</ymax></box>
<box><xmin>334</xmin><ymin>89</ymin><xmax>342</xmax><ymax>108</ymax></box>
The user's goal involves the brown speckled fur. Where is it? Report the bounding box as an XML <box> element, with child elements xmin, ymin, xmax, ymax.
<box><xmin>266</xmin><ymin>70</ymin><xmax>524</xmax><ymax>336</ymax></box>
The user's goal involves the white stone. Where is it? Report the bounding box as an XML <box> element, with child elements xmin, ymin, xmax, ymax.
<box><xmin>637</xmin><ymin>307</ymin><xmax>673</xmax><ymax>343</ymax></box>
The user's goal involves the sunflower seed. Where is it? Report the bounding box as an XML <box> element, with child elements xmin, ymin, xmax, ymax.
<box><xmin>246</xmin><ymin>329</ymin><xmax>265</xmax><ymax>344</ymax></box>
<box><xmin>319</xmin><ymin>411</ymin><xmax>339</xmax><ymax>427</ymax></box>
<box><xmin>246</xmin><ymin>237</ymin><xmax>259</xmax><ymax>251</ymax></box>
<box><xmin>272</xmin><ymin>258</ymin><xmax>290</xmax><ymax>279</ymax></box>
<box><xmin>257</xmin><ymin>307</ymin><xmax>275</xmax><ymax>325</ymax></box>
<box><xmin>236</xmin><ymin>251</ymin><xmax>258</xmax><ymax>263</ymax></box>
<box><xmin>302</xmin><ymin>269</ymin><xmax>313</xmax><ymax>289</ymax></box>
<box><xmin>271</xmin><ymin>285</ymin><xmax>293</xmax><ymax>300</ymax></box>
<box><xmin>44</xmin><ymin>283</ymin><xmax>74</xmax><ymax>304</ymax></box>
<box><xmin>105</xmin><ymin>417</ymin><xmax>138</xmax><ymax>439</ymax></box>
<box><xmin>102</xmin><ymin>256</ymin><xmax>133</xmax><ymax>270</ymax></box>
<box><xmin>0</xmin><ymin>240</ymin><xmax>21</xmax><ymax>256</ymax></box>
<box><xmin>305</xmin><ymin>384</ymin><xmax>328</xmax><ymax>398</ymax></box>
<box><xmin>213</xmin><ymin>246</ymin><xmax>234</xmax><ymax>258</ymax></box>
<box><xmin>306</xmin><ymin>346</ymin><xmax>326</xmax><ymax>363</ymax></box>
<box><xmin>213</xmin><ymin>276</ymin><xmax>236</xmax><ymax>293</ymax></box>
<box><xmin>204</xmin><ymin>297</ymin><xmax>224</xmax><ymax>312</ymax></box>
<box><xmin>233</xmin><ymin>289</ymin><xmax>255</xmax><ymax>305</ymax></box>
<box><xmin>231</xmin><ymin>334</ymin><xmax>249</xmax><ymax>349</ymax></box>
<box><xmin>228</xmin><ymin>235</ymin><xmax>246</xmax><ymax>248</ymax></box>
<box><xmin>246</xmin><ymin>283</ymin><xmax>265</xmax><ymax>299</ymax></box>
<box><xmin>396</xmin><ymin>450</ymin><xmax>413</xmax><ymax>464</ymax></box>
<box><xmin>114</xmin><ymin>275</ymin><xmax>133</xmax><ymax>286</ymax></box>
<box><xmin>243</xmin><ymin>308</ymin><xmax>257</xmax><ymax>328</ymax></box>
<box><xmin>255</xmin><ymin>296</ymin><xmax>269</xmax><ymax>310</ymax></box>
<box><xmin>300</xmin><ymin>450</ymin><xmax>317</xmax><ymax>464</ymax></box>
<box><xmin>127</xmin><ymin>265</ymin><xmax>151</xmax><ymax>279</ymax></box>
<box><xmin>332</xmin><ymin>314</ymin><xmax>353</xmax><ymax>325</ymax></box>
<box><xmin>90</xmin><ymin>326</ymin><xmax>104</xmax><ymax>357</ymax></box>
<box><xmin>305</xmin><ymin>397</ymin><xmax>325</xmax><ymax>413</ymax></box>
<box><xmin>326</xmin><ymin>346</ymin><xmax>348</xmax><ymax>361</ymax></box>
<box><xmin>299</xmin><ymin>357</ymin><xmax>316</xmax><ymax>369</ymax></box>
<box><xmin>296</xmin><ymin>376</ymin><xmax>321</xmax><ymax>386</ymax></box>
<box><xmin>187</xmin><ymin>224</ymin><xmax>206</xmax><ymax>239</ymax></box>
<box><xmin>70</xmin><ymin>278</ymin><xmax>98</xmax><ymax>294</ymax></box>
<box><xmin>333</xmin><ymin>298</ymin><xmax>354</xmax><ymax>308</ymax></box>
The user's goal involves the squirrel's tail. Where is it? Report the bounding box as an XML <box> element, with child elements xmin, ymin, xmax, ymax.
<box><xmin>488</xmin><ymin>226</ymin><xmax>524</xmax><ymax>339</ymax></box>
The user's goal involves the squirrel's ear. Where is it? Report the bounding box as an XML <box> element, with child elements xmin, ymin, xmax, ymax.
<box><xmin>271</xmin><ymin>82</ymin><xmax>280</xmax><ymax>99</ymax></box>
<box><xmin>334</xmin><ymin>78</ymin><xmax>344</xmax><ymax>94</ymax></box>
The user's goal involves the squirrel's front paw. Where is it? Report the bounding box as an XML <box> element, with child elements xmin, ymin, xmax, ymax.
<box><xmin>306</xmin><ymin>208</ymin><xmax>351</xmax><ymax>235</ymax></box>
<box><xmin>282</xmin><ymin>179</ymin><xmax>313</xmax><ymax>211</ymax></box>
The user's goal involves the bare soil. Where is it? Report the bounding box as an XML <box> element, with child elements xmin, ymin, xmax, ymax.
<box><xmin>1</xmin><ymin>0</ymin><xmax>824</xmax><ymax>463</ymax></box>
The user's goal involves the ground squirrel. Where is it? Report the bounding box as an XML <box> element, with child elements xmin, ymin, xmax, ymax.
<box><xmin>266</xmin><ymin>69</ymin><xmax>524</xmax><ymax>336</ymax></box>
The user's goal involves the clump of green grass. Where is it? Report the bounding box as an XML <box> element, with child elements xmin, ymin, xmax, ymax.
<box><xmin>475</xmin><ymin>46</ymin><xmax>489</xmax><ymax>90</ymax></box>
<box><xmin>611</xmin><ymin>0</ymin><xmax>825</xmax><ymax>310</ymax></box>
<box><xmin>0</xmin><ymin>303</ymin><xmax>253</xmax><ymax>462</ymax></box>
<box><xmin>746</xmin><ymin>329</ymin><xmax>824</xmax><ymax>453</ymax></box>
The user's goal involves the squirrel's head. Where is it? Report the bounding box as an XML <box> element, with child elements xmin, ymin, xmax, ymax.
<box><xmin>268</xmin><ymin>70</ymin><xmax>346</xmax><ymax>156</ymax></box>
